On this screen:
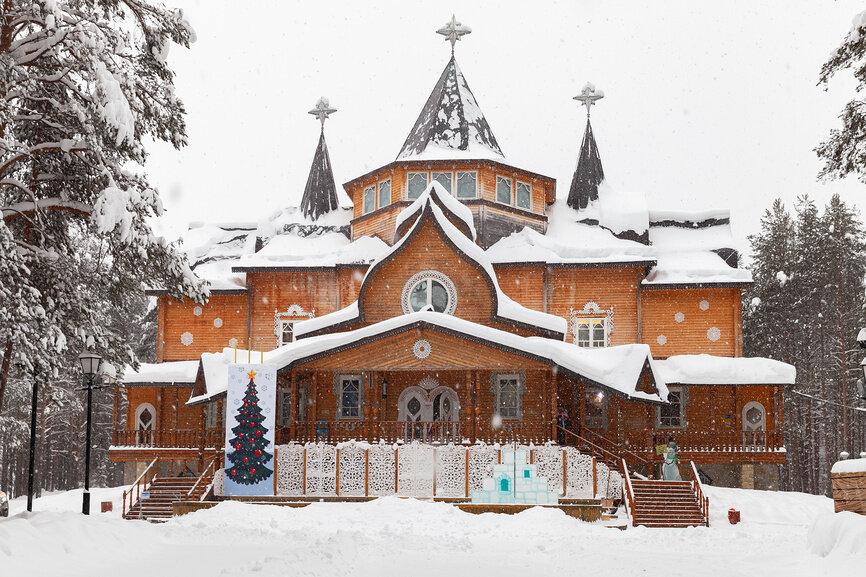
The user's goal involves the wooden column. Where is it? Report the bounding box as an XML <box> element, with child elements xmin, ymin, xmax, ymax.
<box><xmin>364</xmin><ymin>371</ymin><xmax>372</xmax><ymax>440</ymax></box>
<box><xmin>547</xmin><ymin>370</ymin><xmax>556</xmax><ymax>442</ymax></box>
<box><xmin>310</xmin><ymin>372</ymin><xmax>318</xmax><ymax>428</ymax></box>
<box><xmin>216</xmin><ymin>398</ymin><xmax>224</xmax><ymax>450</ymax></box>
<box><xmin>471</xmin><ymin>371</ymin><xmax>479</xmax><ymax>442</ymax></box>
<box><xmin>464</xmin><ymin>371</ymin><xmax>472</xmax><ymax>443</ymax></box>
<box><xmin>290</xmin><ymin>371</ymin><xmax>297</xmax><ymax>441</ymax></box>
<box><xmin>578</xmin><ymin>382</ymin><xmax>586</xmax><ymax>439</ymax></box>
<box><xmin>112</xmin><ymin>385</ymin><xmax>120</xmax><ymax>431</ymax></box>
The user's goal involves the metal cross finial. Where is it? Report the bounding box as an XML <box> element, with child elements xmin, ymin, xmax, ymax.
<box><xmin>573</xmin><ymin>82</ymin><xmax>604</xmax><ymax>118</ymax></box>
<box><xmin>308</xmin><ymin>97</ymin><xmax>337</xmax><ymax>130</ymax></box>
<box><xmin>436</xmin><ymin>15</ymin><xmax>472</xmax><ymax>56</ymax></box>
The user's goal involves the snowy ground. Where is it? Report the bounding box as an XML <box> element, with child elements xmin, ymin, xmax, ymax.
<box><xmin>1</xmin><ymin>485</ymin><xmax>864</xmax><ymax>576</ymax></box>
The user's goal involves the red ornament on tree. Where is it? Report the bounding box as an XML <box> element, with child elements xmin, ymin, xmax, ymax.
<box><xmin>255</xmin><ymin>449</ymin><xmax>261</xmax><ymax>457</ymax></box>
<box><xmin>250</xmin><ymin>469</ymin><xmax>256</xmax><ymax>475</ymax></box>
<box><xmin>255</xmin><ymin>430</ymin><xmax>261</xmax><ymax>437</ymax></box>
<box><xmin>243</xmin><ymin>457</ymin><xmax>248</xmax><ymax>463</ymax></box>
<box><xmin>231</xmin><ymin>469</ymin><xmax>237</xmax><ymax>476</ymax></box>
<box><xmin>235</xmin><ymin>443</ymin><xmax>242</xmax><ymax>450</ymax></box>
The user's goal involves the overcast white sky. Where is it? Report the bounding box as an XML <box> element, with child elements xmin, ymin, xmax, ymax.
<box><xmin>144</xmin><ymin>1</ymin><xmax>866</xmax><ymax>254</ymax></box>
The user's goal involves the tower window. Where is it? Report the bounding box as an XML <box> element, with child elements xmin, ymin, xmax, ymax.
<box><xmin>456</xmin><ymin>171</ymin><xmax>477</xmax><ymax>199</ymax></box>
<box><xmin>496</xmin><ymin>176</ymin><xmax>512</xmax><ymax>204</ymax></box>
<box><xmin>432</xmin><ymin>171</ymin><xmax>453</xmax><ymax>194</ymax></box>
<box><xmin>407</xmin><ymin>172</ymin><xmax>428</xmax><ymax>200</ymax></box>
<box><xmin>378</xmin><ymin>179</ymin><xmax>391</xmax><ymax>208</ymax></box>
<box><xmin>516</xmin><ymin>181</ymin><xmax>531</xmax><ymax>209</ymax></box>
<box><xmin>363</xmin><ymin>185</ymin><xmax>375</xmax><ymax>214</ymax></box>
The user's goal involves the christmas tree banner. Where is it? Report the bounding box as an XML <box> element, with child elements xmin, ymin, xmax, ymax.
<box><xmin>223</xmin><ymin>364</ymin><xmax>277</xmax><ymax>496</ymax></box>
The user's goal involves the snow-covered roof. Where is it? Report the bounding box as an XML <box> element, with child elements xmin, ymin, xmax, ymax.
<box><xmin>643</xmin><ymin>211</ymin><xmax>751</xmax><ymax>287</ymax></box>
<box><xmin>831</xmin><ymin>457</ymin><xmax>866</xmax><ymax>474</ymax></box>
<box><xmin>654</xmin><ymin>354</ymin><xmax>795</xmax><ymax>385</ymax></box>
<box><xmin>296</xmin><ymin>184</ymin><xmax>568</xmax><ymax>339</ymax></box>
<box><xmin>488</xmin><ymin>202</ymin><xmax>655</xmax><ymax>266</ymax></box>
<box><xmin>395</xmin><ymin>181</ymin><xmax>477</xmax><ymax>241</ymax></box>
<box><xmin>180</xmin><ymin>222</ymin><xmax>258</xmax><ymax>291</ymax></box>
<box><xmin>121</xmin><ymin>360</ymin><xmax>199</xmax><ymax>385</ymax></box>
<box><xmin>397</xmin><ymin>56</ymin><xmax>504</xmax><ymax>162</ymax></box>
<box><xmin>234</xmin><ymin>232</ymin><xmax>387</xmax><ymax>271</ymax></box>
<box><xmin>188</xmin><ymin>310</ymin><xmax>667</xmax><ymax>406</ymax></box>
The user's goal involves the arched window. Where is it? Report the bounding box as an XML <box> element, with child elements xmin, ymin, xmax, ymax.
<box><xmin>135</xmin><ymin>403</ymin><xmax>156</xmax><ymax>431</ymax></box>
<box><xmin>401</xmin><ymin>271</ymin><xmax>458</xmax><ymax>315</ymax></box>
<box><xmin>742</xmin><ymin>401</ymin><xmax>766</xmax><ymax>431</ymax></box>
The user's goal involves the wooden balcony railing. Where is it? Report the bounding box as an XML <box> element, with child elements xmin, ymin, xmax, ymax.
<box><xmin>276</xmin><ymin>420</ymin><xmax>464</xmax><ymax>445</ymax></box>
<box><xmin>648</xmin><ymin>429</ymin><xmax>784</xmax><ymax>453</ymax></box>
<box><xmin>112</xmin><ymin>428</ymin><xmax>225</xmax><ymax>450</ymax></box>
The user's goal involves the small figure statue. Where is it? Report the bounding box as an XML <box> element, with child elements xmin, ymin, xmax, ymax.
<box><xmin>662</xmin><ymin>442</ymin><xmax>682</xmax><ymax>481</ymax></box>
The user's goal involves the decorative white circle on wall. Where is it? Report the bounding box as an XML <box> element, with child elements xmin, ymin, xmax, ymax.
<box><xmin>674</xmin><ymin>312</ymin><xmax>685</xmax><ymax>323</ymax></box>
<box><xmin>228</xmin><ymin>338</ymin><xmax>238</xmax><ymax>348</ymax></box>
<box><xmin>699</xmin><ymin>300</ymin><xmax>710</xmax><ymax>311</ymax></box>
<box><xmin>180</xmin><ymin>331</ymin><xmax>194</xmax><ymax>346</ymax></box>
<box><xmin>707</xmin><ymin>327</ymin><xmax>721</xmax><ymax>342</ymax></box>
<box><xmin>413</xmin><ymin>339</ymin><xmax>432</xmax><ymax>359</ymax></box>
<box><xmin>213</xmin><ymin>317</ymin><xmax>223</xmax><ymax>328</ymax></box>
<box><xmin>193</xmin><ymin>306</ymin><xmax>203</xmax><ymax>316</ymax></box>
<box><xmin>657</xmin><ymin>335</ymin><xmax>667</xmax><ymax>345</ymax></box>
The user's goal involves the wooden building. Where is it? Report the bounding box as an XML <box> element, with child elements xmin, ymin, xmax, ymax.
<box><xmin>111</xmin><ymin>24</ymin><xmax>794</xmax><ymax>493</ymax></box>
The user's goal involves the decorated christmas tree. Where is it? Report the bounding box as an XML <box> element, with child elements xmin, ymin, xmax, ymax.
<box><xmin>227</xmin><ymin>370</ymin><xmax>273</xmax><ymax>485</ymax></box>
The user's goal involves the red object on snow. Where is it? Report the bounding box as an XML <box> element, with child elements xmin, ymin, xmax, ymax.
<box><xmin>728</xmin><ymin>508</ymin><xmax>740</xmax><ymax>524</ymax></box>
<box><xmin>101</xmin><ymin>501</ymin><xmax>113</xmax><ymax>513</ymax></box>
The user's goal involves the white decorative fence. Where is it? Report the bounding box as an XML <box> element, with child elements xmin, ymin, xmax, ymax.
<box><xmin>274</xmin><ymin>441</ymin><xmax>621</xmax><ymax>500</ymax></box>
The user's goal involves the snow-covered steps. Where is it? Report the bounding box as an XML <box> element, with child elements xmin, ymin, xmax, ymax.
<box><xmin>124</xmin><ymin>477</ymin><xmax>199</xmax><ymax>522</ymax></box>
<box><xmin>629</xmin><ymin>480</ymin><xmax>707</xmax><ymax>528</ymax></box>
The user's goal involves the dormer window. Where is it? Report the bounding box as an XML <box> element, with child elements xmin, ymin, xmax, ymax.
<box><xmin>401</xmin><ymin>270</ymin><xmax>458</xmax><ymax>315</ymax></box>
<box><xmin>378</xmin><ymin>179</ymin><xmax>391</xmax><ymax>208</ymax></box>
<box><xmin>407</xmin><ymin>172</ymin><xmax>428</xmax><ymax>200</ymax></box>
<box><xmin>456</xmin><ymin>171</ymin><xmax>477</xmax><ymax>199</ymax></box>
<box><xmin>363</xmin><ymin>185</ymin><xmax>375</xmax><ymax>214</ymax></box>
<box><xmin>496</xmin><ymin>176</ymin><xmax>512</xmax><ymax>204</ymax></box>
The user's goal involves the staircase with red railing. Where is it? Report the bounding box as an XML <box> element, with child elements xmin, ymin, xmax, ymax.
<box><xmin>625</xmin><ymin>460</ymin><xmax>709</xmax><ymax>528</ymax></box>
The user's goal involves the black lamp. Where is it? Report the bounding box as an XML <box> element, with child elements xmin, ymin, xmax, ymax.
<box><xmin>77</xmin><ymin>349</ymin><xmax>102</xmax><ymax>515</ymax></box>
<box><xmin>382</xmin><ymin>378</ymin><xmax>388</xmax><ymax>398</ymax></box>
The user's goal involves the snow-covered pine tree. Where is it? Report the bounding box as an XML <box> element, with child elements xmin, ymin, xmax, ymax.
<box><xmin>0</xmin><ymin>1</ymin><xmax>208</xmax><ymax>395</ymax></box>
<box><xmin>817</xmin><ymin>10</ymin><xmax>866</xmax><ymax>182</ymax></box>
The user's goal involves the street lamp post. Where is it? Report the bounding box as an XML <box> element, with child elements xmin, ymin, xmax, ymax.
<box><xmin>78</xmin><ymin>350</ymin><xmax>102</xmax><ymax>515</ymax></box>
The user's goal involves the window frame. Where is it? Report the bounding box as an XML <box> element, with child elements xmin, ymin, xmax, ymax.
<box><xmin>491</xmin><ymin>372</ymin><xmax>525</xmax><ymax>421</ymax></box>
<box><xmin>277</xmin><ymin>389</ymin><xmax>292</xmax><ymax>427</ymax></box>
<box><xmin>408</xmin><ymin>277</ymin><xmax>451</xmax><ymax>313</ymax></box>
<box><xmin>336</xmin><ymin>374</ymin><xmax>364</xmax><ymax>420</ymax></box>
<box><xmin>742</xmin><ymin>400</ymin><xmax>766</xmax><ymax>432</ymax></box>
<box><xmin>572</xmin><ymin>317</ymin><xmax>609</xmax><ymax>348</ymax></box>
<box><xmin>496</xmin><ymin>175</ymin><xmax>513</xmax><ymax>205</ymax></box>
<box><xmin>515</xmin><ymin>180</ymin><xmax>532</xmax><ymax>210</ymax></box>
<box><xmin>456</xmin><ymin>170</ymin><xmax>478</xmax><ymax>199</ymax></box>
<box><xmin>657</xmin><ymin>386</ymin><xmax>687</xmax><ymax>429</ymax></box>
<box><xmin>362</xmin><ymin>185</ymin><xmax>375</xmax><ymax>214</ymax></box>
<box><xmin>205</xmin><ymin>402</ymin><xmax>222</xmax><ymax>429</ymax></box>
<box><xmin>378</xmin><ymin>178</ymin><xmax>391</xmax><ymax>209</ymax></box>
<box><xmin>407</xmin><ymin>172</ymin><xmax>429</xmax><ymax>200</ymax></box>
<box><xmin>277</xmin><ymin>319</ymin><xmax>296</xmax><ymax>347</ymax></box>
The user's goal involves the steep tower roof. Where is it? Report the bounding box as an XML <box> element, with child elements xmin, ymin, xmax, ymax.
<box><xmin>567</xmin><ymin>83</ymin><xmax>606</xmax><ymax>210</ymax></box>
<box><xmin>397</xmin><ymin>56</ymin><xmax>504</xmax><ymax>161</ymax></box>
<box><xmin>300</xmin><ymin>98</ymin><xmax>339</xmax><ymax>220</ymax></box>
<box><xmin>567</xmin><ymin>119</ymin><xmax>605</xmax><ymax>210</ymax></box>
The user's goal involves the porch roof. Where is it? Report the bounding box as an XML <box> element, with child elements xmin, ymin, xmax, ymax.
<box><xmin>654</xmin><ymin>354</ymin><xmax>796</xmax><ymax>386</ymax></box>
<box><xmin>120</xmin><ymin>360</ymin><xmax>200</xmax><ymax>387</ymax></box>
<box><xmin>185</xmin><ymin>310</ymin><xmax>669</xmax><ymax>406</ymax></box>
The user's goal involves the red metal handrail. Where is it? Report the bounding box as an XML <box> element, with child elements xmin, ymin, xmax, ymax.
<box><xmin>122</xmin><ymin>457</ymin><xmax>158</xmax><ymax>518</ymax></box>
<box><xmin>690</xmin><ymin>460</ymin><xmax>710</xmax><ymax>526</ymax></box>
<box><xmin>622</xmin><ymin>458</ymin><xmax>636</xmax><ymax>527</ymax></box>
<box><xmin>187</xmin><ymin>456</ymin><xmax>220</xmax><ymax>502</ymax></box>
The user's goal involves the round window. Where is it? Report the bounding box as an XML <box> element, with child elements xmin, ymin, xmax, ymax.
<box><xmin>409</xmin><ymin>278</ymin><xmax>449</xmax><ymax>312</ymax></box>
<box><xmin>401</xmin><ymin>271</ymin><xmax>457</xmax><ymax>315</ymax></box>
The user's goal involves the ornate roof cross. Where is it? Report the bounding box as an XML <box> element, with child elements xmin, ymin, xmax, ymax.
<box><xmin>573</xmin><ymin>83</ymin><xmax>604</xmax><ymax>118</ymax></box>
<box><xmin>308</xmin><ymin>96</ymin><xmax>337</xmax><ymax>131</ymax></box>
<box><xmin>436</xmin><ymin>15</ymin><xmax>472</xmax><ymax>56</ymax></box>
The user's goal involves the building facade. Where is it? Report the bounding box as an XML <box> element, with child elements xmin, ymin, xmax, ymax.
<box><xmin>112</xmin><ymin>23</ymin><xmax>794</xmax><ymax>492</ymax></box>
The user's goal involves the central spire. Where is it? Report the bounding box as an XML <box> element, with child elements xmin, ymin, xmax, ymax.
<box><xmin>397</xmin><ymin>16</ymin><xmax>503</xmax><ymax>161</ymax></box>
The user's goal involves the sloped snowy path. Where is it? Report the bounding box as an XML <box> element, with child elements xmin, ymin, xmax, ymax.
<box><xmin>0</xmin><ymin>486</ymin><xmax>862</xmax><ymax>576</ymax></box>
